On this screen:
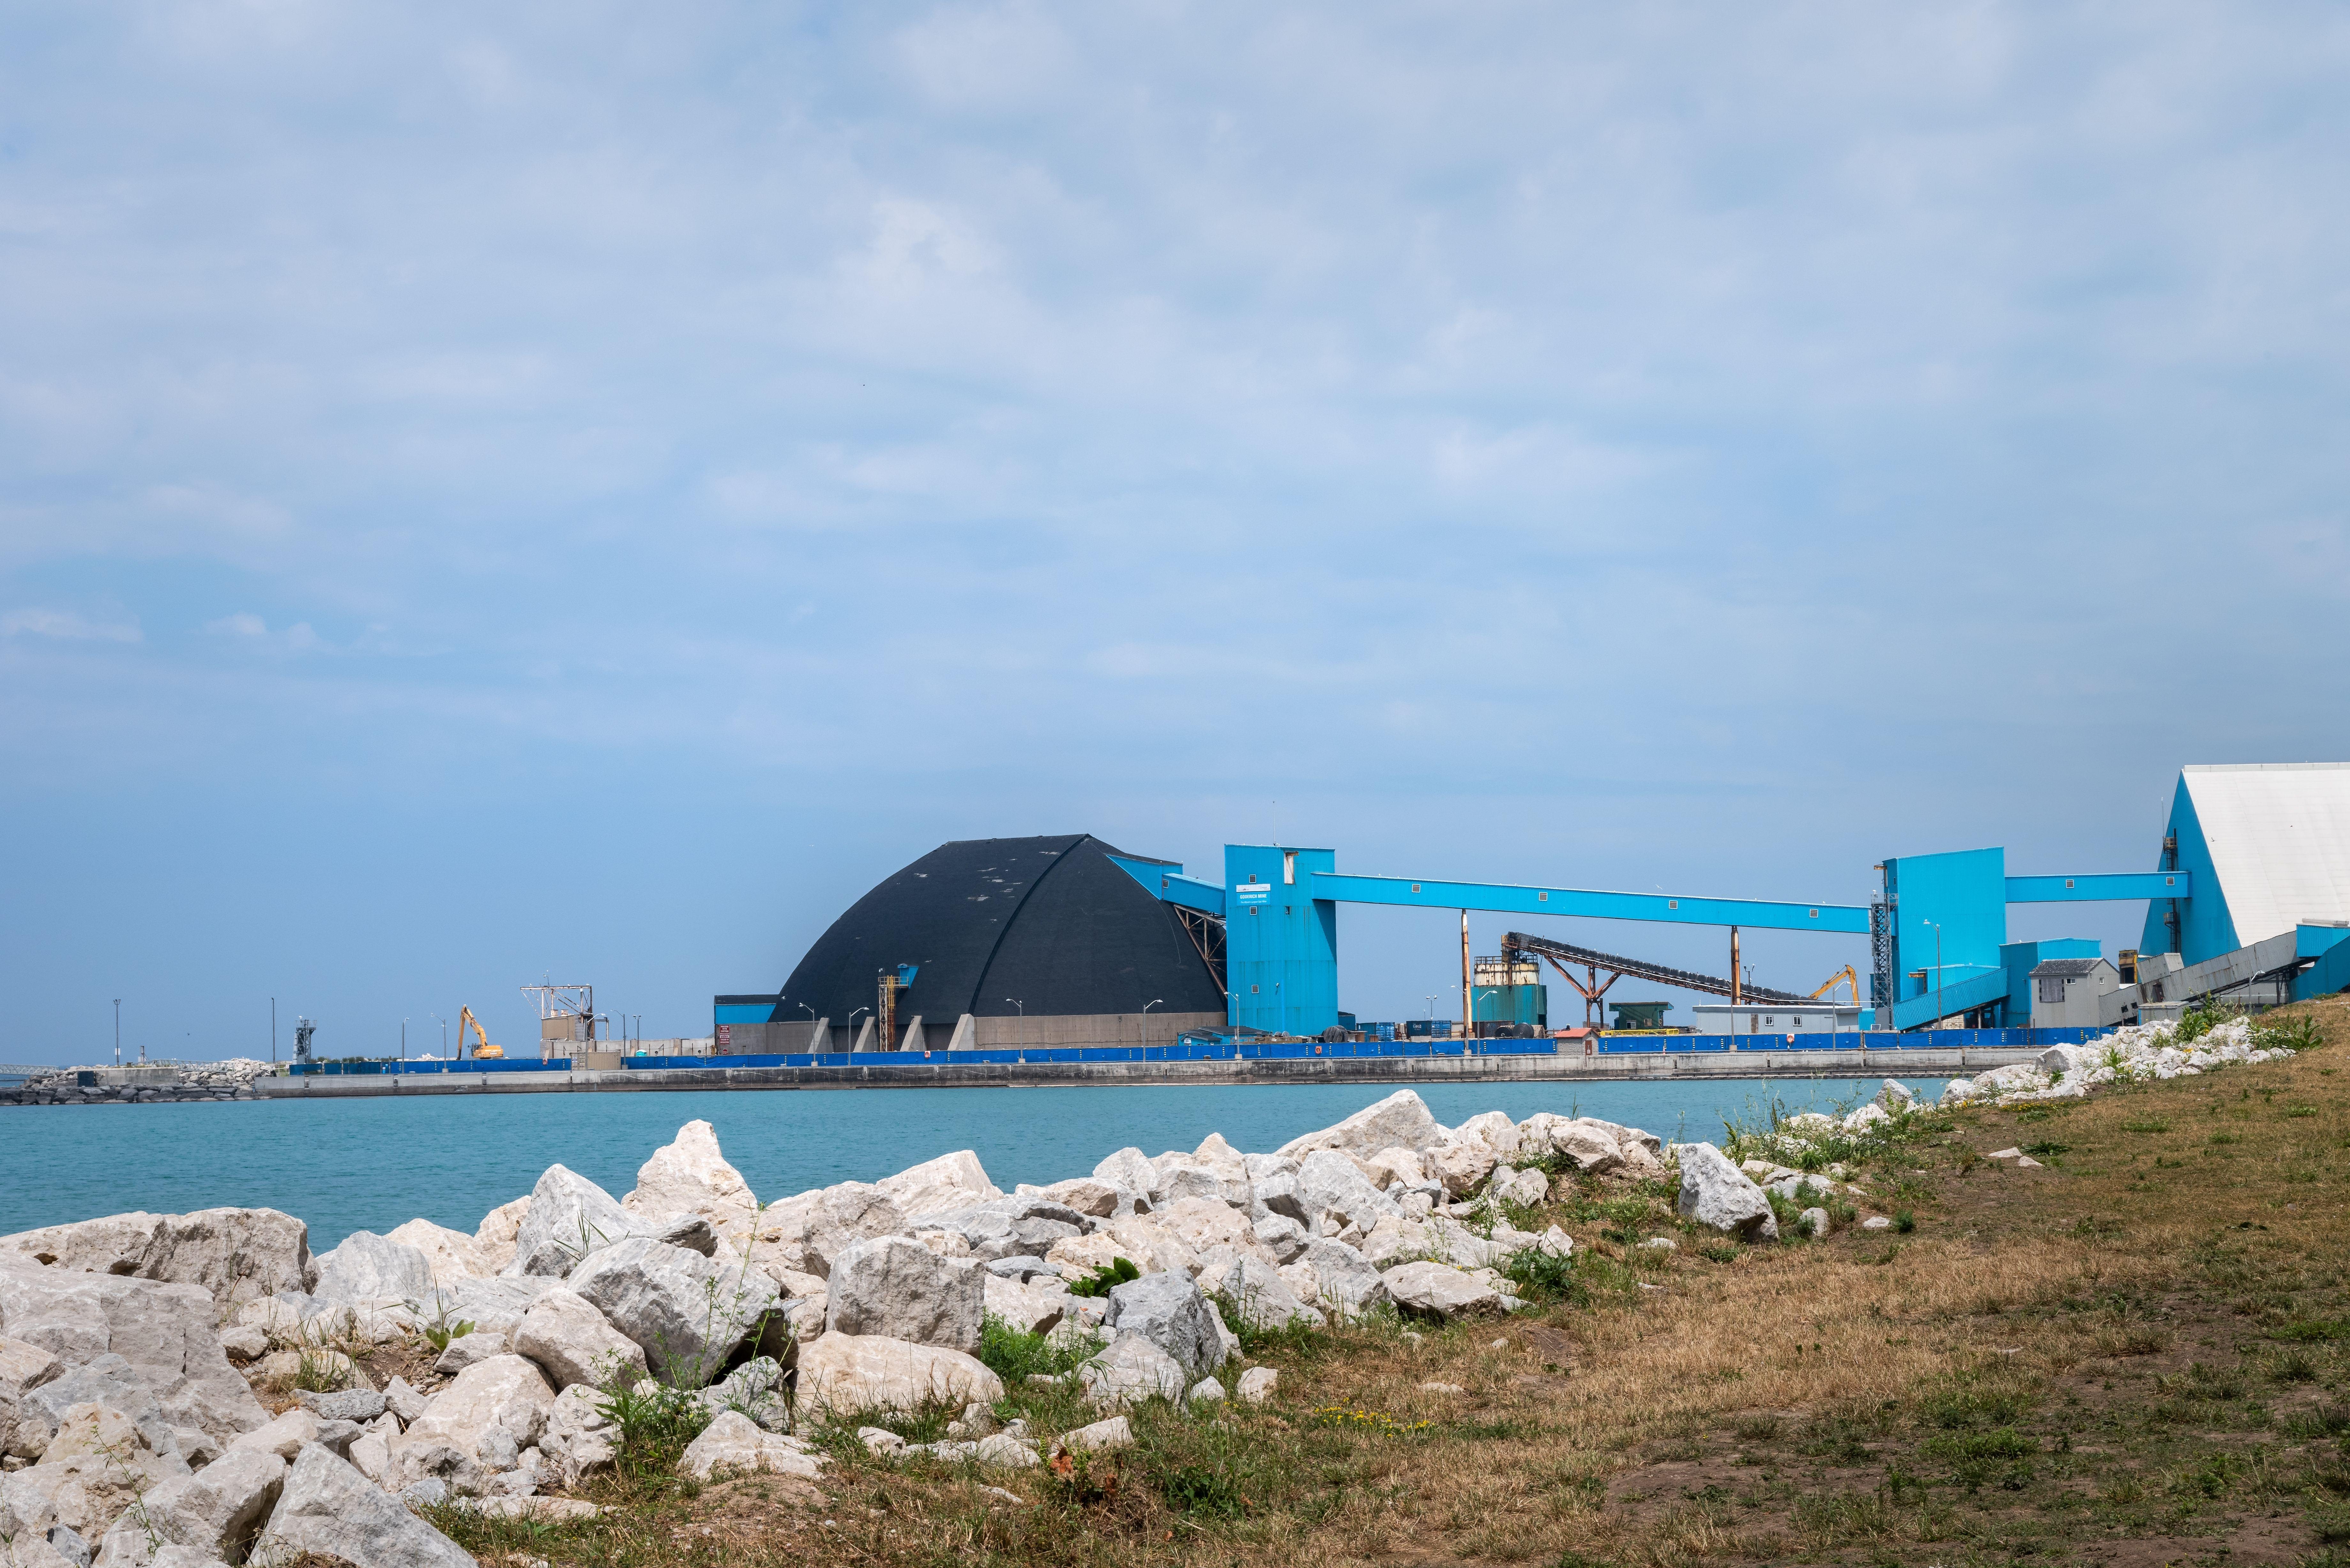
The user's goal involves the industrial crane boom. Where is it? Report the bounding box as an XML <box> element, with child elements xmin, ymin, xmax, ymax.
<box><xmin>458</xmin><ymin>1006</ymin><xmax>504</xmax><ymax>1060</ymax></box>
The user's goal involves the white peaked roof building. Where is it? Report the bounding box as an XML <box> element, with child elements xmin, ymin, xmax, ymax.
<box><xmin>2144</xmin><ymin>763</ymin><xmax>2350</xmax><ymax>964</ymax></box>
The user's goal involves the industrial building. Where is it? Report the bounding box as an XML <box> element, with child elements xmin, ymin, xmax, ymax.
<box><xmin>715</xmin><ymin>764</ymin><xmax>2350</xmax><ymax>1051</ymax></box>
<box><xmin>715</xmin><ymin>835</ymin><xmax>1224</xmax><ymax>1054</ymax></box>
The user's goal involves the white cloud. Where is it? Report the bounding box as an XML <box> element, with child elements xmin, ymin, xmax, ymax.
<box><xmin>0</xmin><ymin>607</ymin><xmax>141</xmax><ymax>642</ymax></box>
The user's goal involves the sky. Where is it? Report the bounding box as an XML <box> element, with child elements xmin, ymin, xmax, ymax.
<box><xmin>3</xmin><ymin>2</ymin><xmax>2346</xmax><ymax>1064</ymax></box>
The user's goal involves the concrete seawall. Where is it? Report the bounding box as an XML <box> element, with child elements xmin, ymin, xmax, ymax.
<box><xmin>243</xmin><ymin>1047</ymin><xmax>2043</xmax><ymax>1099</ymax></box>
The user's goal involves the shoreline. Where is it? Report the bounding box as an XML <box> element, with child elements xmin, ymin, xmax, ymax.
<box><xmin>0</xmin><ymin>1045</ymin><xmax>2042</xmax><ymax>1105</ymax></box>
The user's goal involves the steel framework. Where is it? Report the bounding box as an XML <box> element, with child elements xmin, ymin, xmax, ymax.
<box><xmin>1501</xmin><ymin>931</ymin><xmax>1806</xmax><ymax>1026</ymax></box>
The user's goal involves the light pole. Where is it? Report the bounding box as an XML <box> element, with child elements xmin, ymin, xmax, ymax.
<box><xmin>848</xmin><ymin>1006</ymin><xmax>870</xmax><ymax>1049</ymax></box>
<box><xmin>270</xmin><ymin>998</ymin><xmax>277</xmax><ymax>1064</ymax></box>
<box><xmin>1424</xmin><ymin>993</ymin><xmax>1440</xmax><ymax>1040</ymax></box>
<box><xmin>114</xmin><ymin>999</ymin><xmax>121</xmax><ymax>1067</ymax></box>
<box><xmin>1004</xmin><ymin>998</ymin><xmax>1024</xmax><ymax>1016</ymax></box>
<box><xmin>431</xmin><ymin>1013</ymin><xmax>445</xmax><ymax>1060</ymax></box>
<box><xmin>401</xmin><ymin>1018</ymin><xmax>407</xmax><ymax>1062</ymax></box>
<box><xmin>1474</xmin><ymin>987</ymin><xmax>1500</xmax><ymax>1051</ymax></box>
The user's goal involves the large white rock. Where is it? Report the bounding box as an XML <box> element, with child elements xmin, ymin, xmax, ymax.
<box><xmin>1276</xmin><ymin>1091</ymin><xmax>1443</xmax><ymax>1159</ymax></box>
<box><xmin>512</xmin><ymin>1288</ymin><xmax>647</xmax><ymax>1392</ymax></box>
<box><xmin>1379</xmin><ymin>1262</ymin><xmax>1505</xmax><ymax>1320</ymax></box>
<box><xmin>622</xmin><ymin>1121</ymin><xmax>760</xmax><ymax>1243</ymax></box>
<box><xmin>981</xmin><ymin>1274</ymin><xmax>1067</xmax><ymax>1337</ymax></box>
<box><xmin>0</xmin><ymin>1212</ymin><xmax>311</xmax><ymax>1309</ymax></box>
<box><xmin>310</xmin><ymin>1232</ymin><xmax>436</xmax><ymax>1307</ymax></box>
<box><xmin>1290</xmin><ymin>1239</ymin><xmax>1388</xmax><ymax>1315</ymax></box>
<box><xmin>1057</xmin><ymin>1414</ymin><xmax>1133</xmax><ymax>1453</ymax></box>
<box><xmin>920</xmin><ymin>1198</ymin><xmax>1088</xmax><ymax>1263</ymax></box>
<box><xmin>875</xmin><ymin>1151</ymin><xmax>1002</xmax><ymax>1220</ymax></box>
<box><xmin>824</xmin><ymin>1237</ymin><xmax>983</xmax><ymax>1351</ymax></box>
<box><xmin>1675</xmin><ymin>1143</ymin><xmax>1779</xmax><ymax>1241</ymax></box>
<box><xmin>535</xmin><ymin>1383</ymin><xmax>618</xmax><ymax>1489</ymax></box>
<box><xmin>383</xmin><ymin>1220</ymin><xmax>486</xmax><ymax>1286</ymax></box>
<box><xmin>0</xmin><ymin>1263</ymin><xmax>268</xmax><ymax>1447</ymax></box>
<box><xmin>1089</xmin><ymin>1149</ymin><xmax>1162</xmax><ymax>1210</ymax></box>
<box><xmin>1103</xmin><ymin>1272</ymin><xmax>1225</xmax><ymax>1377</ymax></box>
<box><xmin>468</xmin><ymin>1199</ymin><xmax>531</xmax><ymax>1278</ymax></box>
<box><xmin>566</xmin><ymin>1239</ymin><xmax>782</xmax><ymax>1387</ymax></box>
<box><xmin>676</xmin><ymin>1410</ymin><xmax>823</xmax><ymax>1481</ymax></box>
<box><xmin>11</xmin><ymin>1404</ymin><xmax>189</xmax><ymax>1537</ymax></box>
<box><xmin>1020</xmin><ymin>1179</ymin><xmax>1120</xmax><ymax>1218</ymax></box>
<box><xmin>1154</xmin><ymin>1199</ymin><xmax>1263</xmax><ymax>1263</ymax></box>
<box><xmin>505</xmin><ymin>1167</ymin><xmax>648</xmax><ymax>1279</ymax></box>
<box><xmin>1236</xmin><ymin>1367</ymin><xmax>1278</xmax><ymax>1406</ymax></box>
<box><xmin>1450</xmin><ymin>1111</ymin><xmax>1523</xmax><ymax>1159</ymax></box>
<box><xmin>387</xmin><ymin>1354</ymin><xmax>555</xmax><ymax>1493</ymax></box>
<box><xmin>1294</xmin><ymin>1150</ymin><xmax>1401</xmax><ymax>1233</ymax></box>
<box><xmin>1076</xmin><ymin>1332</ymin><xmax>1184</xmax><ymax>1410</ymax></box>
<box><xmin>227</xmin><ymin>1408</ymin><xmax>319</xmax><ymax>1462</ymax></box>
<box><xmin>794</xmin><ymin>1334</ymin><xmax>1004</xmax><ymax>1416</ymax></box>
<box><xmin>1</xmin><ymin>1335</ymin><xmax>64</xmax><ymax>1459</ymax></box>
<box><xmin>1490</xmin><ymin>1167</ymin><xmax>1550</xmax><ymax>1207</ymax></box>
<box><xmin>90</xmin><ymin>1448</ymin><xmax>284</xmax><ymax>1568</ymax></box>
<box><xmin>748</xmin><ymin>1183</ymin><xmax>911</xmax><ymax>1279</ymax></box>
<box><xmin>1195</xmin><ymin>1256</ymin><xmax>1323</xmax><ymax>1332</ymax></box>
<box><xmin>257</xmin><ymin>1443</ymin><xmax>475</xmax><ymax>1568</ymax></box>
<box><xmin>1097</xmin><ymin>1216</ymin><xmax>1199</xmax><ymax>1279</ymax></box>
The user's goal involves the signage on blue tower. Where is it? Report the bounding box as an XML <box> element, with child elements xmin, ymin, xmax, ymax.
<box><xmin>1234</xmin><ymin>882</ymin><xmax>1270</xmax><ymax>905</ymax></box>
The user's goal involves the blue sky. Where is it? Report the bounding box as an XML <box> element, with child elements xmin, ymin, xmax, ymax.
<box><xmin>4</xmin><ymin>2</ymin><xmax>2346</xmax><ymax>1063</ymax></box>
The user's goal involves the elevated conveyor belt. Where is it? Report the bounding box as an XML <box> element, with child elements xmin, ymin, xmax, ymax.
<box><xmin>1501</xmin><ymin>932</ymin><xmax>1807</xmax><ymax>1005</ymax></box>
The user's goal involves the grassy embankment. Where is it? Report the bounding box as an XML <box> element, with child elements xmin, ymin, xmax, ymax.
<box><xmin>428</xmin><ymin>993</ymin><xmax>2350</xmax><ymax>1568</ymax></box>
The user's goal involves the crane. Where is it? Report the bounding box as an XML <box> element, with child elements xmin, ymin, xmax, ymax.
<box><xmin>458</xmin><ymin>1006</ymin><xmax>504</xmax><ymax>1060</ymax></box>
<box><xmin>1809</xmin><ymin>965</ymin><xmax>1860</xmax><ymax>1003</ymax></box>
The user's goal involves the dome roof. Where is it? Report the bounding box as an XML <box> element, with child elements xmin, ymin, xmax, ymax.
<box><xmin>773</xmin><ymin>834</ymin><xmax>1225</xmax><ymax>1025</ymax></box>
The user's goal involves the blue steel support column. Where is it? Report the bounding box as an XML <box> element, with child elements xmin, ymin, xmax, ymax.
<box><xmin>1224</xmin><ymin>844</ymin><xmax>1339</xmax><ymax>1035</ymax></box>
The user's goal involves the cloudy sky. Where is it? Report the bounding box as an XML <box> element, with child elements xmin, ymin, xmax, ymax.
<box><xmin>4</xmin><ymin>2</ymin><xmax>2346</xmax><ymax>1061</ymax></box>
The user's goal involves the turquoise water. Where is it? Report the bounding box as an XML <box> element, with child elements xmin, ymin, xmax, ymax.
<box><xmin>0</xmin><ymin>1077</ymin><xmax>1939</xmax><ymax>1251</ymax></box>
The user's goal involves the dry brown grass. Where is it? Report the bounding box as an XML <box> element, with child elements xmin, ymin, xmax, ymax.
<box><xmin>435</xmin><ymin>995</ymin><xmax>2350</xmax><ymax>1568</ymax></box>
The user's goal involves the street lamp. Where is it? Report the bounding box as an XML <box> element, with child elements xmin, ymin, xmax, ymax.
<box><xmin>847</xmin><ymin>1006</ymin><xmax>870</xmax><ymax>1049</ymax></box>
<box><xmin>1004</xmin><ymin>998</ymin><xmax>1024</xmax><ymax>1016</ymax></box>
<box><xmin>113</xmin><ymin>999</ymin><xmax>121</xmax><ymax>1067</ymax></box>
<box><xmin>270</xmin><ymin>998</ymin><xmax>276</xmax><ymax>1064</ymax></box>
<box><xmin>1474</xmin><ymin>987</ymin><xmax>1501</xmax><ymax>1052</ymax></box>
<box><xmin>430</xmin><ymin>1013</ymin><xmax>445</xmax><ymax>1060</ymax></box>
<box><xmin>1142</xmin><ymin>999</ymin><xmax>1164</xmax><ymax>1012</ymax></box>
<box><xmin>401</xmin><ymin>1017</ymin><xmax>407</xmax><ymax>1062</ymax></box>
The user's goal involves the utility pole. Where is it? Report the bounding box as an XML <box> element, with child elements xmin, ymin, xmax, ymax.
<box><xmin>114</xmin><ymin>999</ymin><xmax>121</xmax><ymax>1067</ymax></box>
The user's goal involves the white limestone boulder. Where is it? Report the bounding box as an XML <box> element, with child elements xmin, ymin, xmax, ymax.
<box><xmin>982</xmin><ymin>1274</ymin><xmax>1068</xmax><ymax>1337</ymax></box>
<box><xmin>1276</xmin><ymin>1090</ymin><xmax>1444</xmax><ymax>1159</ymax></box>
<box><xmin>383</xmin><ymin>1220</ymin><xmax>489</xmax><ymax>1286</ymax></box>
<box><xmin>1</xmin><ymin>1336</ymin><xmax>64</xmax><ymax>1459</ymax></box>
<box><xmin>11</xmin><ymin>1404</ymin><xmax>189</xmax><ymax>1537</ymax></box>
<box><xmin>824</xmin><ymin>1237</ymin><xmax>983</xmax><ymax>1352</ymax></box>
<box><xmin>794</xmin><ymin>1333</ymin><xmax>1004</xmax><ymax>1416</ymax></box>
<box><xmin>504</xmin><ymin>1166</ymin><xmax>648</xmax><ymax>1279</ymax></box>
<box><xmin>1103</xmin><ymin>1272</ymin><xmax>1225</xmax><ymax>1377</ymax></box>
<box><xmin>748</xmin><ymin>1183</ymin><xmax>911</xmax><ymax>1279</ymax></box>
<box><xmin>386</xmin><ymin>1353</ymin><xmax>555</xmax><ymax>1493</ymax></box>
<box><xmin>1288</xmin><ymin>1239</ymin><xmax>1389</xmax><ymax>1316</ymax></box>
<box><xmin>1056</xmin><ymin>1414</ymin><xmax>1133</xmax><ymax>1453</ymax></box>
<box><xmin>0</xmin><ymin>1263</ymin><xmax>267</xmax><ymax>1447</ymax></box>
<box><xmin>89</xmin><ymin>1448</ymin><xmax>284</xmax><ymax>1568</ymax></box>
<box><xmin>536</xmin><ymin>1383</ymin><xmax>618</xmax><ymax>1489</ymax></box>
<box><xmin>677</xmin><ymin>1410</ymin><xmax>823</xmax><ymax>1481</ymax></box>
<box><xmin>622</xmin><ymin>1121</ymin><xmax>760</xmax><ymax>1246</ymax></box>
<box><xmin>1674</xmin><ymin>1143</ymin><xmax>1779</xmax><ymax>1241</ymax></box>
<box><xmin>512</xmin><ymin>1287</ymin><xmax>647</xmax><ymax>1392</ymax></box>
<box><xmin>1489</xmin><ymin>1167</ymin><xmax>1550</xmax><ymax>1207</ymax></box>
<box><xmin>1089</xmin><ymin>1148</ymin><xmax>1162</xmax><ymax>1212</ymax></box>
<box><xmin>1380</xmin><ymin>1262</ymin><xmax>1505</xmax><ymax>1320</ymax></box>
<box><xmin>226</xmin><ymin>1408</ymin><xmax>319</xmax><ymax>1463</ymax></box>
<box><xmin>1237</xmin><ymin>1366</ymin><xmax>1278</xmax><ymax>1405</ymax></box>
<box><xmin>1294</xmin><ymin>1150</ymin><xmax>1402</xmax><ymax>1234</ymax></box>
<box><xmin>310</xmin><ymin>1232</ymin><xmax>436</xmax><ymax>1307</ymax></box>
<box><xmin>257</xmin><ymin>1443</ymin><xmax>474</xmax><ymax>1568</ymax></box>
<box><xmin>567</xmin><ymin>1239</ymin><xmax>782</xmax><ymax>1386</ymax></box>
<box><xmin>1195</xmin><ymin>1256</ymin><xmax>1323</xmax><ymax>1332</ymax></box>
<box><xmin>1019</xmin><ymin>1178</ymin><xmax>1120</xmax><ymax>1219</ymax></box>
<box><xmin>0</xmin><ymin>1212</ymin><xmax>310</xmax><ymax>1309</ymax></box>
<box><xmin>1077</xmin><ymin>1332</ymin><xmax>1186</xmax><ymax>1410</ymax></box>
<box><xmin>468</xmin><ymin>1198</ymin><xmax>531</xmax><ymax>1277</ymax></box>
<box><xmin>876</xmin><ymin>1150</ymin><xmax>1002</xmax><ymax>1220</ymax></box>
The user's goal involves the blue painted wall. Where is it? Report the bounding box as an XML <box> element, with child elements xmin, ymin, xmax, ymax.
<box><xmin>1224</xmin><ymin>844</ymin><xmax>1340</xmax><ymax>1035</ymax></box>
<box><xmin>2139</xmin><ymin>776</ymin><xmax>2236</xmax><ymax>964</ymax></box>
<box><xmin>1885</xmin><ymin>847</ymin><xmax>2007</xmax><ymax>1000</ymax></box>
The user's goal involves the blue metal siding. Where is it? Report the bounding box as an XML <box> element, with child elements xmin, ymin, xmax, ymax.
<box><xmin>1885</xmin><ymin>848</ymin><xmax>2007</xmax><ymax>1001</ymax></box>
<box><xmin>1223</xmin><ymin>844</ymin><xmax>1340</xmax><ymax>1035</ymax></box>
<box><xmin>1309</xmin><ymin>872</ymin><xmax>1865</xmax><ymax>935</ymax></box>
<box><xmin>2141</xmin><ymin>777</ymin><xmax>2236</xmax><ymax>963</ymax></box>
<box><xmin>2006</xmin><ymin>873</ymin><xmax>2189</xmax><ymax>901</ymax></box>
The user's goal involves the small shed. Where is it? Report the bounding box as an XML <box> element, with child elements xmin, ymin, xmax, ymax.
<box><xmin>2028</xmin><ymin>957</ymin><xmax>2124</xmax><ymax>1029</ymax></box>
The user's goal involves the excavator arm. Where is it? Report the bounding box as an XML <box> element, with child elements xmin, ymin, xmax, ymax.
<box><xmin>1809</xmin><ymin>965</ymin><xmax>1860</xmax><ymax>1003</ymax></box>
<box><xmin>458</xmin><ymin>1006</ymin><xmax>504</xmax><ymax>1060</ymax></box>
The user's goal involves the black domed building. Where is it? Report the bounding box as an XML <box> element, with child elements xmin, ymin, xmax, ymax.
<box><xmin>714</xmin><ymin>834</ymin><xmax>1229</xmax><ymax>1053</ymax></box>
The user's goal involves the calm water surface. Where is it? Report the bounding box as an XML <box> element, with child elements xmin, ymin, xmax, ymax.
<box><xmin>1</xmin><ymin>1077</ymin><xmax>1943</xmax><ymax>1250</ymax></box>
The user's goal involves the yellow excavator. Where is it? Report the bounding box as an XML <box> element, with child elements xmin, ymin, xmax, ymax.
<box><xmin>458</xmin><ymin>1006</ymin><xmax>504</xmax><ymax>1060</ymax></box>
<box><xmin>1809</xmin><ymin>966</ymin><xmax>1860</xmax><ymax>1004</ymax></box>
